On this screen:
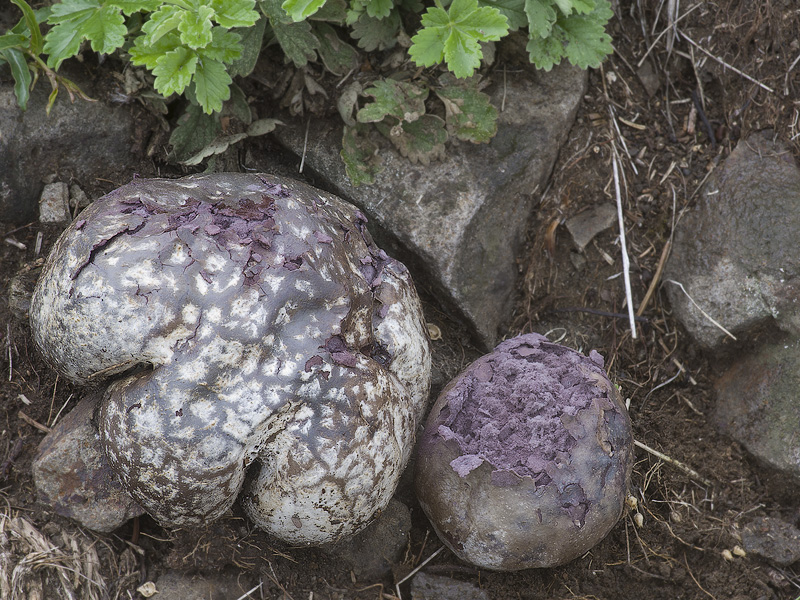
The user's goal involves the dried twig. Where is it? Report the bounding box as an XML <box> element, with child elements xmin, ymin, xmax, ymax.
<box><xmin>680</xmin><ymin>33</ymin><xmax>774</xmax><ymax>93</ymax></box>
<box><xmin>634</xmin><ymin>440</ymin><xmax>712</xmax><ymax>487</ymax></box>
<box><xmin>611</xmin><ymin>148</ymin><xmax>637</xmax><ymax>340</ymax></box>
<box><xmin>395</xmin><ymin>546</ymin><xmax>444</xmax><ymax>600</ymax></box>
<box><xmin>664</xmin><ymin>280</ymin><xmax>737</xmax><ymax>341</ymax></box>
<box><xmin>18</xmin><ymin>411</ymin><xmax>51</xmax><ymax>434</ymax></box>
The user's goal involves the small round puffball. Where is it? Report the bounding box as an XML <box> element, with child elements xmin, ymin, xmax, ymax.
<box><xmin>415</xmin><ymin>333</ymin><xmax>633</xmax><ymax>570</ymax></box>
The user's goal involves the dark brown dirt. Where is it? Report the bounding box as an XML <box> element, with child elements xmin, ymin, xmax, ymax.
<box><xmin>3</xmin><ymin>0</ymin><xmax>800</xmax><ymax>598</ymax></box>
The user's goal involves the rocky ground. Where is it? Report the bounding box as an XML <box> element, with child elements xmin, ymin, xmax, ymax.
<box><xmin>3</xmin><ymin>0</ymin><xmax>800</xmax><ymax>599</ymax></box>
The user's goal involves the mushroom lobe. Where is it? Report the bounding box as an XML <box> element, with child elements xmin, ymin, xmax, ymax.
<box><xmin>30</xmin><ymin>173</ymin><xmax>431</xmax><ymax>544</ymax></box>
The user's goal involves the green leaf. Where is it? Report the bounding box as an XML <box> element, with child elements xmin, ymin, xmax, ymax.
<box><xmin>260</xmin><ymin>0</ymin><xmax>319</xmax><ymax>65</ymax></box>
<box><xmin>560</xmin><ymin>6</ymin><xmax>612</xmax><ymax>69</ymax></box>
<box><xmin>525</xmin><ymin>27</ymin><xmax>563</xmax><ymax>70</ymax></box>
<box><xmin>524</xmin><ymin>0</ymin><xmax>557</xmax><ymax>38</ymax></box>
<box><xmin>10</xmin><ymin>0</ymin><xmax>43</xmax><ymax>54</ymax></box>
<box><xmin>141</xmin><ymin>5</ymin><xmax>183</xmax><ymax>45</ymax></box>
<box><xmin>44</xmin><ymin>1</ymin><xmax>127</xmax><ymax>68</ymax></box>
<box><xmin>170</xmin><ymin>102</ymin><xmax>222</xmax><ymax>161</ymax></box>
<box><xmin>0</xmin><ymin>34</ymin><xmax>27</xmax><ymax>52</ymax></box>
<box><xmin>375</xmin><ymin>115</ymin><xmax>447</xmax><ymax>165</ymax></box>
<box><xmin>128</xmin><ymin>31</ymin><xmax>181</xmax><ymax>69</ymax></box>
<box><xmin>435</xmin><ymin>80</ymin><xmax>497</xmax><ymax>143</ymax></box>
<box><xmin>409</xmin><ymin>0</ymin><xmax>508</xmax><ymax>78</ymax></box>
<box><xmin>314</xmin><ymin>22</ymin><xmax>357</xmax><ymax>76</ymax></box>
<box><xmin>193</xmin><ymin>57</ymin><xmax>231</xmax><ymax>113</ymax></box>
<box><xmin>272</xmin><ymin>19</ymin><xmax>319</xmax><ymax>66</ymax></box>
<box><xmin>309</xmin><ymin>0</ymin><xmax>347</xmax><ymax>22</ymax></box>
<box><xmin>202</xmin><ymin>27</ymin><xmax>243</xmax><ymax>63</ymax></box>
<box><xmin>178</xmin><ymin>5</ymin><xmax>215</xmax><ymax>49</ymax></box>
<box><xmin>357</xmin><ymin>79</ymin><xmax>428</xmax><ymax>124</ymax></box>
<box><xmin>341</xmin><ymin>123</ymin><xmax>381</xmax><ymax>186</ymax></box>
<box><xmin>0</xmin><ymin>47</ymin><xmax>32</xmax><ymax>110</ymax></box>
<box><xmin>152</xmin><ymin>46</ymin><xmax>198</xmax><ymax>96</ymax></box>
<box><xmin>107</xmin><ymin>0</ymin><xmax>161</xmax><ymax>15</ymax></box>
<box><xmin>478</xmin><ymin>0</ymin><xmax>526</xmax><ymax>30</ymax></box>
<box><xmin>526</xmin><ymin>0</ymin><xmax>611</xmax><ymax>70</ymax></box>
<box><xmin>224</xmin><ymin>83</ymin><xmax>252</xmax><ymax>123</ymax></box>
<box><xmin>281</xmin><ymin>0</ymin><xmax>327</xmax><ymax>21</ymax></box>
<box><xmin>553</xmin><ymin>0</ymin><xmax>594</xmax><ymax>16</ymax></box>
<box><xmin>210</xmin><ymin>0</ymin><xmax>260</xmax><ymax>28</ymax></box>
<box><xmin>365</xmin><ymin>0</ymin><xmax>393</xmax><ymax>19</ymax></box>
<box><xmin>227</xmin><ymin>16</ymin><xmax>266</xmax><ymax>77</ymax></box>
<box><xmin>83</xmin><ymin>5</ymin><xmax>126</xmax><ymax>53</ymax></box>
<box><xmin>349</xmin><ymin>11</ymin><xmax>400</xmax><ymax>51</ymax></box>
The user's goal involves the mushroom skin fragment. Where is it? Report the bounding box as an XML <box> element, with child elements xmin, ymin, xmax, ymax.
<box><xmin>415</xmin><ymin>333</ymin><xmax>632</xmax><ymax>570</ymax></box>
<box><xmin>29</xmin><ymin>173</ymin><xmax>431</xmax><ymax>544</ymax></box>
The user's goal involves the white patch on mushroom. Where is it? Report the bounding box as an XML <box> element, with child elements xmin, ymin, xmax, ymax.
<box><xmin>194</xmin><ymin>273</ymin><xmax>210</xmax><ymax>295</ymax></box>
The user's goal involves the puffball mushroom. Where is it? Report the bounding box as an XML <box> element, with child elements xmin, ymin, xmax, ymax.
<box><xmin>29</xmin><ymin>173</ymin><xmax>431</xmax><ymax>545</ymax></box>
<box><xmin>415</xmin><ymin>333</ymin><xmax>632</xmax><ymax>570</ymax></box>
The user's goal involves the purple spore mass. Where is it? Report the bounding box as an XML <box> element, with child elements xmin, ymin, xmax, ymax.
<box><xmin>439</xmin><ymin>333</ymin><xmax>614</xmax><ymax>486</ymax></box>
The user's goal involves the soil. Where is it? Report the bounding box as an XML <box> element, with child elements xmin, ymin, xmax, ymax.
<box><xmin>3</xmin><ymin>1</ymin><xmax>800</xmax><ymax>599</ymax></box>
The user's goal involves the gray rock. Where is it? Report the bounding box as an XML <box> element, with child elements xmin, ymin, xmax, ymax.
<box><xmin>0</xmin><ymin>66</ymin><xmax>150</xmax><ymax>223</ymax></box>
<box><xmin>32</xmin><ymin>392</ymin><xmax>144</xmax><ymax>532</ymax></box>
<box><xmin>665</xmin><ymin>132</ymin><xmax>800</xmax><ymax>349</ymax></box>
<box><xmin>270</xmin><ymin>63</ymin><xmax>587</xmax><ymax>346</ymax></box>
<box><xmin>411</xmin><ymin>572</ymin><xmax>489</xmax><ymax>600</ymax></box>
<box><xmin>740</xmin><ymin>517</ymin><xmax>800</xmax><ymax>566</ymax></box>
<box><xmin>325</xmin><ymin>497</ymin><xmax>411</xmax><ymax>581</ymax></box>
<box><xmin>152</xmin><ymin>571</ymin><xmax>258</xmax><ymax>600</ymax></box>
<box><xmin>565</xmin><ymin>203</ymin><xmax>617</xmax><ymax>251</ymax></box>
<box><xmin>39</xmin><ymin>182</ymin><xmax>70</xmax><ymax>222</ymax></box>
<box><xmin>714</xmin><ymin>341</ymin><xmax>800</xmax><ymax>482</ymax></box>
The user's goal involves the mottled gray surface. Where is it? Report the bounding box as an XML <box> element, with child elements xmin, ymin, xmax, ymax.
<box><xmin>0</xmin><ymin>68</ymin><xmax>148</xmax><ymax>223</ymax></box>
<box><xmin>740</xmin><ymin>517</ymin><xmax>800</xmax><ymax>566</ymax></box>
<box><xmin>665</xmin><ymin>132</ymin><xmax>800</xmax><ymax>349</ymax></box>
<box><xmin>30</xmin><ymin>173</ymin><xmax>431</xmax><ymax>544</ymax></box>
<box><xmin>714</xmin><ymin>340</ymin><xmax>800</xmax><ymax>483</ymax></box>
<box><xmin>32</xmin><ymin>392</ymin><xmax>144</xmax><ymax>532</ymax></box>
<box><xmin>411</xmin><ymin>572</ymin><xmax>489</xmax><ymax>600</ymax></box>
<box><xmin>270</xmin><ymin>62</ymin><xmax>587</xmax><ymax>347</ymax></box>
<box><xmin>415</xmin><ymin>334</ymin><xmax>632</xmax><ymax>570</ymax></box>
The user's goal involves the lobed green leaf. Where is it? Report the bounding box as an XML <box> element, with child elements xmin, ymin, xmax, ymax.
<box><xmin>281</xmin><ymin>0</ymin><xmax>327</xmax><ymax>21</ymax></box>
<box><xmin>410</xmin><ymin>0</ymin><xmax>508</xmax><ymax>78</ymax></box>
<box><xmin>178</xmin><ymin>5</ymin><xmax>215</xmax><ymax>49</ymax></box>
<box><xmin>193</xmin><ymin>57</ymin><xmax>232</xmax><ymax>113</ymax></box>
<box><xmin>128</xmin><ymin>31</ymin><xmax>182</xmax><ymax>69</ymax></box>
<box><xmin>524</xmin><ymin>0</ymin><xmax>557</xmax><ymax>38</ymax></box>
<box><xmin>365</xmin><ymin>0</ymin><xmax>393</xmax><ymax>19</ymax></box>
<box><xmin>349</xmin><ymin>11</ymin><xmax>400</xmax><ymax>51</ymax></box>
<box><xmin>357</xmin><ymin>79</ymin><xmax>428</xmax><ymax>123</ymax></box>
<box><xmin>210</xmin><ymin>0</ymin><xmax>260</xmax><ymax>28</ymax></box>
<box><xmin>152</xmin><ymin>46</ymin><xmax>198</xmax><ymax>96</ymax></box>
<box><xmin>435</xmin><ymin>79</ymin><xmax>497</xmax><ymax>143</ymax></box>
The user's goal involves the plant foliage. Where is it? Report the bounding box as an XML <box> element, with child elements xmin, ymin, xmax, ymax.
<box><xmin>0</xmin><ymin>0</ymin><xmax>613</xmax><ymax>183</ymax></box>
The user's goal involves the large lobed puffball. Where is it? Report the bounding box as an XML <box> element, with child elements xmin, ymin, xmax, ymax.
<box><xmin>30</xmin><ymin>173</ymin><xmax>431</xmax><ymax>545</ymax></box>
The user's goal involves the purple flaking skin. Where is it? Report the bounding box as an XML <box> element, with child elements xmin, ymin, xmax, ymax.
<box><xmin>415</xmin><ymin>333</ymin><xmax>633</xmax><ymax>571</ymax></box>
<box><xmin>438</xmin><ymin>333</ymin><xmax>616</xmax><ymax>486</ymax></box>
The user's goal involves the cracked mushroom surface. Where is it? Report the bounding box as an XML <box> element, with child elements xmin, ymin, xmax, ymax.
<box><xmin>29</xmin><ymin>173</ymin><xmax>431</xmax><ymax>544</ymax></box>
<box><xmin>415</xmin><ymin>333</ymin><xmax>632</xmax><ymax>570</ymax></box>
